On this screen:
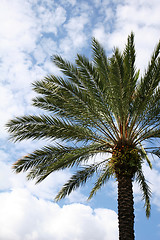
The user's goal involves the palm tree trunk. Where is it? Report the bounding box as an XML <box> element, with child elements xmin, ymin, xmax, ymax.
<box><xmin>117</xmin><ymin>174</ymin><xmax>135</xmax><ymax>240</ymax></box>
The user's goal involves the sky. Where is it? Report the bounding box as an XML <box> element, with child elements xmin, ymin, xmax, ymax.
<box><xmin>0</xmin><ymin>0</ymin><xmax>160</xmax><ymax>239</ymax></box>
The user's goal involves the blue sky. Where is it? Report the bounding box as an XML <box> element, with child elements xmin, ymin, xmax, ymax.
<box><xmin>0</xmin><ymin>0</ymin><xmax>160</xmax><ymax>239</ymax></box>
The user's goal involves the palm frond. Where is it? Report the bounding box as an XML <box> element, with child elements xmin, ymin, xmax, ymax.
<box><xmin>55</xmin><ymin>162</ymin><xmax>103</xmax><ymax>201</ymax></box>
<box><xmin>88</xmin><ymin>164</ymin><xmax>112</xmax><ymax>200</ymax></box>
<box><xmin>32</xmin><ymin>75</ymin><xmax>118</xmax><ymax>143</ymax></box>
<box><xmin>130</xmin><ymin>40</ymin><xmax>160</xmax><ymax>132</ymax></box>
<box><xmin>142</xmin><ymin>87</ymin><xmax>160</xmax><ymax>126</ymax></box>
<box><xmin>147</xmin><ymin>148</ymin><xmax>160</xmax><ymax>158</ymax></box>
<box><xmin>128</xmin><ymin>86</ymin><xmax>160</xmax><ymax>141</ymax></box>
<box><xmin>123</xmin><ymin>32</ymin><xmax>139</xmax><ymax>115</ymax></box>
<box><xmin>12</xmin><ymin>144</ymin><xmax>75</xmax><ymax>173</ymax></box>
<box><xmin>136</xmin><ymin>168</ymin><xmax>152</xmax><ymax>218</ymax></box>
<box><xmin>51</xmin><ymin>55</ymin><xmax>82</xmax><ymax>86</ymax></box>
<box><xmin>6</xmin><ymin>115</ymin><xmax>103</xmax><ymax>143</ymax></box>
<box><xmin>13</xmin><ymin>143</ymin><xmax>111</xmax><ymax>182</ymax></box>
<box><xmin>92</xmin><ymin>37</ymin><xmax>109</xmax><ymax>84</ymax></box>
<box><xmin>32</xmin><ymin>76</ymin><xmax>92</xmax><ymax>122</ymax></box>
<box><xmin>134</xmin><ymin>127</ymin><xmax>160</xmax><ymax>144</ymax></box>
<box><xmin>108</xmin><ymin>48</ymin><xmax>124</xmax><ymax>120</ymax></box>
<box><xmin>123</xmin><ymin>32</ymin><xmax>138</xmax><ymax>89</ymax></box>
<box><xmin>138</xmin><ymin>142</ymin><xmax>152</xmax><ymax>169</ymax></box>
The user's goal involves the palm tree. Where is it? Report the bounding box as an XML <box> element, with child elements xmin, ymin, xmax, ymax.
<box><xmin>6</xmin><ymin>33</ymin><xmax>160</xmax><ymax>240</ymax></box>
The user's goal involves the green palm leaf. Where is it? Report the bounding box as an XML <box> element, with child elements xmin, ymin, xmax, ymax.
<box><xmin>55</xmin><ymin>162</ymin><xmax>104</xmax><ymax>201</ymax></box>
<box><xmin>136</xmin><ymin>167</ymin><xmax>152</xmax><ymax>218</ymax></box>
<box><xmin>88</xmin><ymin>164</ymin><xmax>113</xmax><ymax>200</ymax></box>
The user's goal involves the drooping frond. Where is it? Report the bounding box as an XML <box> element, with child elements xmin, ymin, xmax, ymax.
<box><xmin>138</xmin><ymin>142</ymin><xmax>152</xmax><ymax>169</ymax></box>
<box><xmin>146</xmin><ymin>147</ymin><xmax>160</xmax><ymax>158</ymax></box>
<box><xmin>136</xmin><ymin>168</ymin><xmax>152</xmax><ymax>218</ymax></box>
<box><xmin>55</xmin><ymin>162</ymin><xmax>104</xmax><ymax>201</ymax></box>
<box><xmin>88</xmin><ymin>164</ymin><xmax>112</xmax><ymax>200</ymax></box>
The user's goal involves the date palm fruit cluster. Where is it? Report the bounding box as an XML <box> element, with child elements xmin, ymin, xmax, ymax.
<box><xmin>111</xmin><ymin>144</ymin><xmax>141</xmax><ymax>177</ymax></box>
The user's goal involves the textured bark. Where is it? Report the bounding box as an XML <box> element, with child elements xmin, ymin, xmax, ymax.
<box><xmin>117</xmin><ymin>175</ymin><xmax>135</xmax><ymax>240</ymax></box>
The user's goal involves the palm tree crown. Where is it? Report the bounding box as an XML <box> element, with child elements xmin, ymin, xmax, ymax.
<box><xmin>6</xmin><ymin>33</ymin><xmax>160</xmax><ymax>240</ymax></box>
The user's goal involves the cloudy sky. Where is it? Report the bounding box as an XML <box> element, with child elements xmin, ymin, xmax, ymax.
<box><xmin>0</xmin><ymin>0</ymin><xmax>160</xmax><ymax>239</ymax></box>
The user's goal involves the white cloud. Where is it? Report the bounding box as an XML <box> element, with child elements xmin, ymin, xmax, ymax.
<box><xmin>93</xmin><ymin>25</ymin><xmax>108</xmax><ymax>46</ymax></box>
<box><xmin>0</xmin><ymin>189</ymin><xmax>118</xmax><ymax>240</ymax></box>
<box><xmin>0</xmin><ymin>0</ymin><xmax>66</xmax><ymax>87</ymax></box>
<box><xmin>36</xmin><ymin>5</ymin><xmax>66</xmax><ymax>35</ymax></box>
<box><xmin>59</xmin><ymin>14</ymin><xmax>89</xmax><ymax>57</ymax></box>
<box><xmin>104</xmin><ymin>0</ymin><xmax>160</xmax><ymax>71</ymax></box>
<box><xmin>0</xmin><ymin>85</ymin><xmax>27</xmax><ymax>138</ymax></box>
<box><xmin>65</xmin><ymin>188</ymin><xmax>87</xmax><ymax>204</ymax></box>
<box><xmin>0</xmin><ymin>0</ymin><xmax>67</xmax><ymax>140</ymax></box>
<box><xmin>0</xmin><ymin>0</ymin><xmax>37</xmax><ymax>51</ymax></box>
<box><xmin>104</xmin><ymin>8</ymin><xmax>114</xmax><ymax>22</ymax></box>
<box><xmin>65</xmin><ymin>0</ymin><xmax>77</xmax><ymax>6</ymax></box>
<box><xmin>91</xmin><ymin>0</ymin><xmax>160</xmax><ymax>75</ymax></box>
